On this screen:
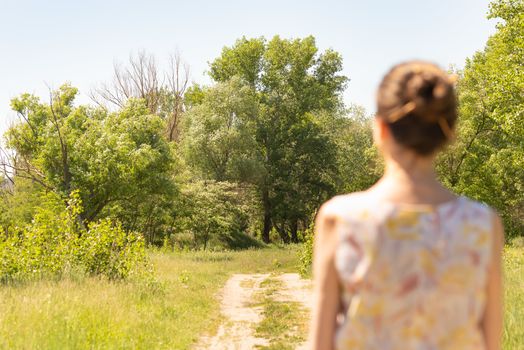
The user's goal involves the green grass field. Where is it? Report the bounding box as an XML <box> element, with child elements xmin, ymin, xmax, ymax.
<box><xmin>0</xmin><ymin>245</ymin><xmax>301</xmax><ymax>350</ymax></box>
<box><xmin>503</xmin><ymin>246</ymin><xmax>524</xmax><ymax>349</ymax></box>
<box><xmin>0</xmin><ymin>245</ymin><xmax>522</xmax><ymax>349</ymax></box>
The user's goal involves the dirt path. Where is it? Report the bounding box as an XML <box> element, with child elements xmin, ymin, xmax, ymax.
<box><xmin>195</xmin><ymin>273</ymin><xmax>312</xmax><ymax>350</ymax></box>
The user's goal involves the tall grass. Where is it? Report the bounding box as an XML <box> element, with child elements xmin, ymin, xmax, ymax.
<box><xmin>503</xmin><ymin>246</ymin><xmax>524</xmax><ymax>349</ymax></box>
<box><xmin>0</xmin><ymin>244</ymin><xmax>522</xmax><ymax>349</ymax></box>
<box><xmin>0</xmin><ymin>245</ymin><xmax>301</xmax><ymax>350</ymax></box>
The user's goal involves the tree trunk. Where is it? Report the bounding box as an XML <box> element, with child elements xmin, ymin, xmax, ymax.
<box><xmin>203</xmin><ymin>226</ymin><xmax>209</xmax><ymax>251</ymax></box>
<box><xmin>262</xmin><ymin>187</ymin><xmax>271</xmax><ymax>243</ymax></box>
<box><xmin>274</xmin><ymin>222</ymin><xmax>290</xmax><ymax>243</ymax></box>
<box><xmin>290</xmin><ymin>219</ymin><xmax>299</xmax><ymax>243</ymax></box>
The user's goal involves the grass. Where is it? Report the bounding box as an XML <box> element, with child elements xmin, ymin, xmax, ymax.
<box><xmin>503</xmin><ymin>246</ymin><xmax>524</xmax><ymax>349</ymax></box>
<box><xmin>253</xmin><ymin>277</ymin><xmax>309</xmax><ymax>350</ymax></box>
<box><xmin>0</xmin><ymin>244</ymin><xmax>302</xmax><ymax>350</ymax></box>
<box><xmin>0</xmin><ymin>243</ymin><xmax>522</xmax><ymax>349</ymax></box>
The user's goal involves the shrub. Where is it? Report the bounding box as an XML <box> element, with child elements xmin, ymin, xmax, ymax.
<box><xmin>299</xmin><ymin>220</ymin><xmax>314</xmax><ymax>277</ymax></box>
<box><xmin>0</xmin><ymin>191</ymin><xmax>149</xmax><ymax>283</ymax></box>
<box><xmin>0</xmin><ymin>195</ymin><xmax>78</xmax><ymax>282</ymax></box>
<box><xmin>80</xmin><ymin>219</ymin><xmax>148</xmax><ymax>280</ymax></box>
<box><xmin>172</xmin><ymin>180</ymin><xmax>262</xmax><ymax>250</ymax></box>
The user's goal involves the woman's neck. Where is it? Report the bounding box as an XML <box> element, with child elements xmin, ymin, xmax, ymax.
<box><xmin>382</xmin><ymin>155</ymin><xmax>437</xmax><ymax>185</ymax></box>
<box><xmin>369</xmin><ymin>150</ymin><xmax>454</xmax><ymax>204</ymax></box>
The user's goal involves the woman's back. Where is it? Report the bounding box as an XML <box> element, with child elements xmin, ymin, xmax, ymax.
<box><xmin>308</xmin><ymin>61</ymin><xmax>502</xmax><ymax>350</ymax></box>
<box><xmin>331</xmin><ymin>193</ymin><xmax>493</xmax><ymax>349</ymax></box>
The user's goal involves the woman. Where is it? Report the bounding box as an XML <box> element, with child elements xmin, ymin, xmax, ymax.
<box><xmin>309</xmin><ymin>61</ymin><xmax>503</xmax><ymax>349</ymax></box>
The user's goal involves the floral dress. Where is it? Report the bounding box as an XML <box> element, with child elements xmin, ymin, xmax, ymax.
<box><xmin>333</xmin><ymin>194</ymin><xmax>493</xmax><ymax>350</ymax></box>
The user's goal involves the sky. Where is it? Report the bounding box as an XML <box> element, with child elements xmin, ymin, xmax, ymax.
<box><xmin>0</xmin><ymin>0</ymin><xmax>497</xmax><ymax>137</ymax></box>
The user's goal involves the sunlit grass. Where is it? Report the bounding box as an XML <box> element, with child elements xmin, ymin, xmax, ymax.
<box><xmin>503</xmin><ymin>246</ymin><xmax>524</xmax><ymax>349</ymax></box>
<box><xmin>253</xmin><ymin>277</ymin><xmax>308</xmax><ymax>350</ymax></box>
<box><xmin>0</xmin><ymin>244</ymin><xmax>521</xmax><ymax>349</ymax></box>
<box><xmin>0</xmin><ymin>245</ymin><xmax>301</xmax><ymax>350</ymax></box>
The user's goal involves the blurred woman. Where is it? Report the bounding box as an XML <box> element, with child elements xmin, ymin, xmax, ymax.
<box><xmin>309</xmin><ymin>61</ymin><xmax>503</xmax><ymax>350</ymax></box>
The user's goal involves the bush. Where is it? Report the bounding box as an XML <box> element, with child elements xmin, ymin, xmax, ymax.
<box><xmin>171</xmin><ymin>180</ymin><xmax>262</xmax><ymax>250</ymax></box>
<box><xmin>0</xmin><ymin>191</ymin><xmax>149</xmax><ymax>283</ymax></box>
<box><xmin>299</xmin><ymin>221</ymin><xmax>314</xmax><ymax>277</ymax></box>
<box><xmin>0</xmin><ymin>196</ymin><xmax>78</xmax><ymax>282</ymax></box>
<box><xmin>80</xmin><ymin>220</ymin><xmax>148</xmax><ymax>280</ymax></box>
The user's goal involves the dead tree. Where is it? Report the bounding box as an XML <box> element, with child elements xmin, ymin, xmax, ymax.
<box><xmin>91</xmin><ymin>51</ymin><xmax>161</xmax><ymax>113</ymax></box>
<box><xmin>91</xmin><ymin>50</ymin><xmax>190</xmax><ymax>142</ymax></box>
<box><xmin>165</xmin><ymin>52</ymin><xmax>190</xmax><ymax>142</ymax></box>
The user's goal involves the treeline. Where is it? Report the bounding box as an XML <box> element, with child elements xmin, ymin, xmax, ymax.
<box><xmin>0</xmin><ymin>36</ymin><xmax>379</xmax><ymax>256</ymax></box>
<box><xmin>0</xmin><ymin>0</ymin><xmax>522</xmax><ymax>268</ymax></box>
<box><xmin>437</xmin><ymin>0</ymin><xmax>523</xmax><ymax>237</ymax></box>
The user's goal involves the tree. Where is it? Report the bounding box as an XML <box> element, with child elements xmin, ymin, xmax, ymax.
<box><xmin>320</xmin><ymin>105</ymin><xmax>382</xmax><ymax>194</ymax></box>
<box><xmin>437</xmin><ymin>0</ymin><xmax>524</xmax><ymax>238</ymax></box>
<box><xmin>173</xmin><ymin>180</ymin><xmax>260</xmax><ymax>250</ymax></box>
<box><xmin>2</xmin><ymin>85</ymin><xmax>176</xmax><ymax>238</ymax></box>
<box><xmin>181</xmin><ymin>76</ymin><xmax>261</xmax><ymax>182</ymax></box>
<box><xmin>5</xmin><ymin>85</ymin><xmax>80</xmax><ymax>196</ymax></box>
<box><xmin>92</xmin><ymin>51</ymin><xmax>190</xmax><ymax>142</ymax></box>
<box><xmin>208</xmin><ymin>36</ymin><xmax>348</xmax><ymax>243</ymax></box>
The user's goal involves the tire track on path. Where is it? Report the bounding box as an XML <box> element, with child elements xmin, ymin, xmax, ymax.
<box><xmin>195</xmin><ymin>273</ymin><xmax>312</xmax><ymax>350</ymax></box>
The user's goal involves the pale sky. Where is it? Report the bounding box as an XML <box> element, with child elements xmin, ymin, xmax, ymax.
<box><xmin>0</xmin><ymin>0</ymin><xmax>497</xmax><ymax>137</ymax></box>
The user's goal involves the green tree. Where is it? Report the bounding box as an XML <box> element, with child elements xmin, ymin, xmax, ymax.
<box><xmin>181</xmin><ymin>76</ymin><xmax>261</xmax><ymax>182</ymax></box>
<box><xmin>208</xmin><ymin>36</ymin><xmax>348</xmax><ymax>243</ymax></box>
<box><xmin>437</xmin><ymin>0</ymin><xmax>524</xmax><ymax>237</ymax></box>
<box><xmin>3</xmin><ymin>85</ymin><xmax>176</xmax><ymax>239</ymax></box>
<box><xmin>322</xmin><ymin>105</ymin><xmax>382</xmax><ymax>194</ymax></box>
<box><xmin>172</xmin><ymin>180</ymin><xmax>260</xmax><ymax>250</ymax></box>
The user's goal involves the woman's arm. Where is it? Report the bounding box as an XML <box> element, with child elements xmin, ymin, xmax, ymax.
<box><xmin>481</xmin><ymin>212</ymin><xmax>504</xmax><ymax>350</ymax></box>
<box><xmin>308</xmin><ymin>202</ymin><xmax>341</xmax><ymax>350</ymax></box>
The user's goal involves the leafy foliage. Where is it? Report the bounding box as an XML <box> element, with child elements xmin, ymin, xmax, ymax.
<box><xmin>181</xmin><ymin>77</ymin><xmax>261</xmax><ymax>182</ymax></box>
<box><xmin>299</xmin><ymin>220</ymin><xmax>315</xmax><ymax>277</ymax></box>
<box><xmin>0</xmin><ymin>177</ymin><xmax>42</xmax><ymax>235</ymax></box>
<box><xmin>80</xmin><ymin>219</ymin><xmax>148</xmax><ymax>280</ymax></box>
<box><xmin>0</xmin><ymin>191</ymin><xmax>148</xmax><ymax>283</ymax></box>
<box><xmin>170</xmin><ymin>180</ymin><xmax>261</xmax><ymax>250</ymax></box>
<box><xmin>319</xmin><ymin>105</ymin><xmax>382</xmax><ymax>194</ymax></box>
<box><xmin>437</xmin><ymin>0</ymin><xmax>524</xmax><ymax>238</ymax></box>
<box><xmin>207</xmin><ymin>35</ymin><xmax>349</xmax><ymax>243</ymax></box>
<box><xmin>4</xmin><ymin>86</ymin><xmax>176</xmax><ymax>238</ymax></box>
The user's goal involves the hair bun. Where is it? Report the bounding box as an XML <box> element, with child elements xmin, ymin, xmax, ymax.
<box><xmin>404</xmin><ymin>67</ymin><xmax>454</xmax><ymax>123</ymax></box>
<box><xmin>376</xmin><ymin>61</ymin><xmax>458</xmax><ymax>155</ymax></box>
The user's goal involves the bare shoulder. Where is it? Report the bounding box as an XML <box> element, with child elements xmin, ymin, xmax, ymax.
<box><xmin>318</xmin><ymin>194</ymin><xmax>356</xmax><ymax>219</ymax></box>
<box><xmin>316</xmin><ymin>193</ymin><xmax>365</xmax><ymax>237</ymax></box>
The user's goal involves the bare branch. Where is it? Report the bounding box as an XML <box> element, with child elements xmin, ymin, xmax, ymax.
<box><xmin>165</xmin><ymin>51</ymin><xmax>190</xmax><ymax>141</ymax></box>
<box><xmin>0</xmin><ymin>148</ymin><xmax>54</xmax><ymax>192</ymax></box>
<box><xmin>91</xmin><ymin>51</ymin><xmax>162</xmax><ymax>114</ymax></box>
<box><xmin>91</xmin><ymin>49</ymin><xmax>191</xmax><ymax>141</ymax></box>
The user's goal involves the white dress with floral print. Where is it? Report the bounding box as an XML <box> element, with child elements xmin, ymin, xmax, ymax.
<box><xmin>333</xmin><ymin>194</ymin><xmax>493</xmax><ymax>350</ymax></box>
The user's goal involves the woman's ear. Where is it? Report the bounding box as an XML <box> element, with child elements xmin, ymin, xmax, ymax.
<box><xmin>373</xmin><ymin>117</ymin><xmax>390</xmax><ymax>149</ymax></box>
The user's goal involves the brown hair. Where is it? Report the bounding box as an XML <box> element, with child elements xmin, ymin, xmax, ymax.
<box><xmin>376</xmin><ymin>61</ymin><xmax>457</xmax><ymax>156</ymax></box>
